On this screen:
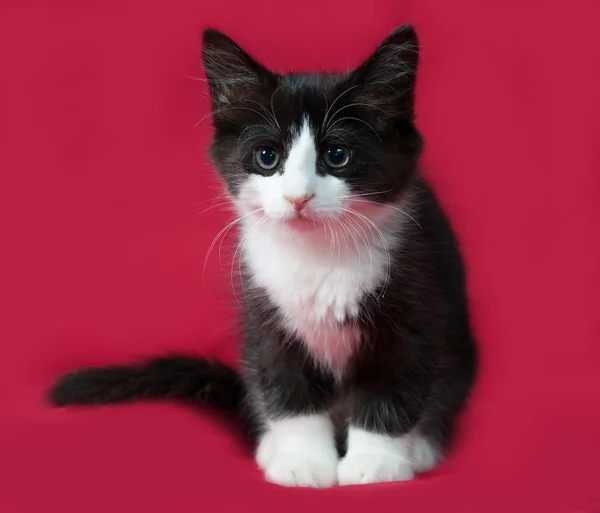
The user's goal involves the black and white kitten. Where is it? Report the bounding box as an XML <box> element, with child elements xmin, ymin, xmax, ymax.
<box><xmin>50</xmin><ymin>25</ymin><xmax>477</xmax><ymax>488</ymax></box>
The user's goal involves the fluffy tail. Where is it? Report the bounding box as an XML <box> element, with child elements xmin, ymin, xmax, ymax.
<box><xmin>49</xmin><ymin>355</ymin><xmax>245</xmax><ymax>414</ymax></box>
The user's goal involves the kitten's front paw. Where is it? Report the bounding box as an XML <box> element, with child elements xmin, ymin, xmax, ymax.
<box><xmin>256</xmin><ymin>415</ymin><xmax>338</xmax><ymax>488</ymax></box>
<box><xmin>261</xmin><ymin>446</ymin><xmax>338</xmax><ymax>488</ymax></box>
<box><xmin>410</xmin><ymin>433</ymin><xmax>442</xmax><ymax>473</ymax></box>
<box><xmin>338</xmin><ymin>428</ymin><xmax>415</xmax><ymax>485</ymax></box>
<box><xmin>338</xmin><ymin>452</ymin><xmax>414</xmax><ymax>485</ymax></box>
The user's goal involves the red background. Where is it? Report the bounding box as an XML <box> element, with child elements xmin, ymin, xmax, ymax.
<box><xmin>1</xmin><ymin>1</ymin><xmax>599</xmax><ymax>512</ymax></box>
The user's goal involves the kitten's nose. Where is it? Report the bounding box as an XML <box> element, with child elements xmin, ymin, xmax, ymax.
<box><xmin>285</xmin><ymin>194</ymin><xmax>314</xmax><ymax>211</ymax></box>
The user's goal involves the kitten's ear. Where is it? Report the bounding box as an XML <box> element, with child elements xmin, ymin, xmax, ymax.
<box><xmin>350</xmin><ymin>25</ymin><xmax>419</xmax><ymax>120</ymax></box>
<box><xmin>201</xmin><ymin>29</ymin><xmax>276</xmax><ymax>110</ymax></box>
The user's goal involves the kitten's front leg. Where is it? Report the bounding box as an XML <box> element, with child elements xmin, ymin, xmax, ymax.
<box><xmin>338</xmin><ymin>361</ymin><xmax>428</xmax><ymax>485</ymax></box>
<box><xmin>244</xmin><ymin>329</ymin><xmax>339</xmax><ymax>488</ymax></box>
<box><xmin>256</xmin><ymin>413</ymin><xmax>339</xmax><ymax>488</ymax></box>
<box><xmin>338</xmin><ymin>426</ymin><xmax>415</xmax><ymax>485</ymax></box>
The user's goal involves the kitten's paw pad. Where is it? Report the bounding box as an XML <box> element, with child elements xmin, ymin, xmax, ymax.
<box><xmin>338</xmin><ymin>453</ymin><xmax>415</xmax><ymax>485</ymax></box>
<box><xmin>262</xmin><ymin>448</ymin><xmax>338</xmax><ymax>488</ymax></box>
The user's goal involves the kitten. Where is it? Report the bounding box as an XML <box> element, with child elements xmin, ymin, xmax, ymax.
<box><xmin>50</xmin><ymin>25</ymin><xmax>477</xmax><ymax>488</ymax></box>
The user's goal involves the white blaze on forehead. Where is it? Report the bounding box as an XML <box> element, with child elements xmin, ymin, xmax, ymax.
<box><xmin>282</xmin><ymin>118</ymin><xmax>317</xmax><ymax>198</ymax></box>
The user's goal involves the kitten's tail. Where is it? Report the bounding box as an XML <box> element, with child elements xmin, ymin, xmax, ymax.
<box><xmin>49</xmin><ymin>355</ymin><xmax>245</xmax><ymax>415</ymax></box>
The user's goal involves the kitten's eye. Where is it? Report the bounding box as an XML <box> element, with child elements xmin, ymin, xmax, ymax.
<box><xmin>323</xmin><ymin>145</ymin><xmax>351</xmax><ymax>169</ymax></box>
<box><xmin>255</xmin><ymin>146</ymin><xmax>280</xmax><ymax>171</ymax></box>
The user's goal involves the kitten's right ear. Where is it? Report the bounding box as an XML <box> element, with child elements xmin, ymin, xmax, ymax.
<box><xmin>201</xmin><ymin>29</ymin><xmax>276</xmax><ymax>110</ymax></box>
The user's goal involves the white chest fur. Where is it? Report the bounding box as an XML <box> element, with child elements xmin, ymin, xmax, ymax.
<box><xmin>242</xmin><ymin>221</ymin><xmax>392</xmax><ymax>371</ymax></box>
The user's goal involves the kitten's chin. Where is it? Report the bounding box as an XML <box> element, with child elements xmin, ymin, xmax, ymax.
<box><xmin>283</xmin><ymin>215</ymin><xmax>320</xmax><ymax>232</ymax></box>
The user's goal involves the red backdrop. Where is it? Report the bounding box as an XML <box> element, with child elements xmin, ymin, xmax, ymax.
<box><xmin>1</xmin><ymin>1</ymin><xmax>599</xmax><ymax>512</ymax></box>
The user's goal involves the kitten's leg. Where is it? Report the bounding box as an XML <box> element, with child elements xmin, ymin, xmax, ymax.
<box><xmin>338</xmin><ymin>363</ymin><xmax>431</xmax><ymax>485</ymax></box>
<box><xmin>255</xmin><ymin>413</ymin><xmax>339</xmax><ymax>487</ymax></box>
<box><xmin>337</xmin><ymin>428</ymin><xmax>442</xmax><ymax>483</ymax></box>
<box><xmin>409</xmin><ymin>387</ymin><xmax>467</xmax><ymax>473</ymax></box>
<box><xmin>244</xmin><ymin>330</ymin><xmax>339</xmax><ymax>488</ymax></box>
<box><xmin>338</xmin><ymin>427</ymin><xmax>415</xmax><ymax>484</ymax></box>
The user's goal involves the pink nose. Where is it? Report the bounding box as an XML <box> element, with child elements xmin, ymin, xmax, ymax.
<box><xmin>285</xmin><ymin>194</ymin><xmax>314</xmax><ymax>211</ymax></box>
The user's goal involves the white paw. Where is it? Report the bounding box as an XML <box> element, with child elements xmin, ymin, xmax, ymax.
<box><xmin>261</xmin><ymin>446</ymin><xmax>338</xmax><ymax>488</ymax></box>
<box><xmin>256</xmin><ymin>414</ymin><xmax>338</xmax><ymax>488</ymax></box>
<box><xmin>338</xmin><ymin>452</ymin><xmax>414</xmax><ymax>485</ymax></box>
<box><xmin>255</xmin><ymin>428</ymin><xmax>277</xmax><ymax>470</ymax></box>
<box><xmin>338</xmin><ymin>427</ymin><xmax>415</xmax><ymax>485</ymax></box>
<box><xmin>410</xmin><ymin>433</ymin><xmax>442</xmax><ymax>473</ymax></box>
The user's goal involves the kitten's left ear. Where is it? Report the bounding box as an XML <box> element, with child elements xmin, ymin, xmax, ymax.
<box><xmin>201</xmin><ymin>29</ymin><xmax>276</xmax><ymax>110</ymax></box>
<box><xmin>350</xmin><ymin>25</ymin><xmax>420</xmax><ymax>120</ymax></box>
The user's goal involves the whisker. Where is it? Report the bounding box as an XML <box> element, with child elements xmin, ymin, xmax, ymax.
<box><xmin>327</xmin><ymin>116</ymin><xmax>381</xmax><ymax>140</ymax></box>
<box><xmin>202</xmin><ymin>208</ymin><xmax>263</xmax><ymax>281</ymax></box>
<box><xmin>269</xmin><ymin>86</ymin><xmax>283</xmax><ymax>131</ymax></box>
<box><xmin>230</xmin><ymin>214</ymin><xmax>267</xmax><ymax>309</ymax></box>
<box><xmin>316</xmin><ymin>87</ymin><xmax>329</xmax><ymax>125</ymax></box>
<box><xmin>237</xmin><ymin>124</ymin><xmax>270</xmax><ymax>149</ymax></box>
<box><xmin>338</xmin><ymin>212</ymin><xmax>362</xmax><ymax>267</ymax></box>
<box><xmin>186</xmin><ymin>75</ymin><xmax>208</xmax><ymax>82</ymax></box>
<box><xmin>194</xmin><ymin>104</ymin><xmax>280</xmax><ymax>132</ymax></box>
<box><xmin>230</xmin><ymin>232</ymin><xmax>248</xmax><ymax>309</ymax></box>
<box><xmin>196</xmin><ymin>201</ymin><xmax>233</xmax><ymax>217</ymax></box>
<box><xmin>331</xmin><ymin>215</ymin><xmax>350</xmax><ymax>259</ymax></box>
<box><xmin>338</xmin><ymin>207</ymin><xmax>392</xmax><ymax>299</ymax></box>
<box><xmin>243</xmin><ymin>98</ymin><xmax>280</xmax><ymax>134</ymax></box>
<box><xmin>321</xmin><ymin>84</ymin><xmax>361</xmax><ymax>133</ymax></box>
<box><xmin>329</xmin><ymin>215</ymin><xmax>342</xmax><ymax>263</ymax></box>
<box><xmin>324</xmin><ymin>218</ymin><xmax>336</xmax><ymax>258</ymax></box>
<box><xmin>340</xmin><ymin>211</ymin><xmax>374</xmax><ymax>280</ymax></box>
<box><xmin>326</xmin><ymin>126</ymin><xmax>367</xmax><ymax>145</ymax></box>
<box><xmin>349</xmin><ymin>198</ymin><xmax>422</xmax><ymax>229</ymax></box>
<box><xmin>192</xmin><ymin>190</ymin><xmax>228</xmax><ymax>208</ymax></box>
<box><xmin>338</xmin><ymin>189</ymin><xmax>394</xmax><ymax>199</ymax></box>
<box><xmin>324</xmin><ymin>102</ymin><xmax>388</xmax><ymax>132</ymax></box>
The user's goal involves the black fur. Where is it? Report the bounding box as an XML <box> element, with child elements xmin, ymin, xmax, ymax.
<box><xmin>49</xmin><ymin>25</ymin><xmax>476</xmax><ymax>477</ymax></box>
<box><xmin>51</xmin><ymin>355</ymin><xmax>244</xmax><ymax>412</ymax></box>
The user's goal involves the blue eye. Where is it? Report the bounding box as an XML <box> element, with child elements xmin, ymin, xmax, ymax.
<box><xmin>255</xmin><ymin>146</ymin><xmax>280</xmax><ymax>171</ymax></box>
<box><xmin>324</xmin><ymin>145</ymin><xmax>351</xmax><ymax>169</ymax></box>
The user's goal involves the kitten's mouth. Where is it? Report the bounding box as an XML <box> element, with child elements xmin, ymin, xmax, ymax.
<box><xmin>284</xmin><ymin>213</ymin><xmax>320</xmax><ymax>231</ymax></box>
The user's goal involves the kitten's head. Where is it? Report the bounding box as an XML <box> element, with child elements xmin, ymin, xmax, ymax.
<box><xmin>202</xmin><ymin>26</ymin><xmax>422</xmax><ymax>234</ymax></box>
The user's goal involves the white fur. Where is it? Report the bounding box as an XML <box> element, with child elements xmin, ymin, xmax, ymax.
<box><xmin>338</xmin><ymin>427</ymin><xmax>414</xmax><ymax>485</ymax></box>
<box><xmin>237</xmin><ymin>119</ymin><xmax>399</xmax><ymax>371</ymax></box>
<box><xmin>410</xmin><ymin>432</ymin><xmax>442</xmax><ymax>473</ymax></box>
<box><xmin>256</xmin><ymin>413</ymin><xmax>338</xmax><ymax>488</ymax></box>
